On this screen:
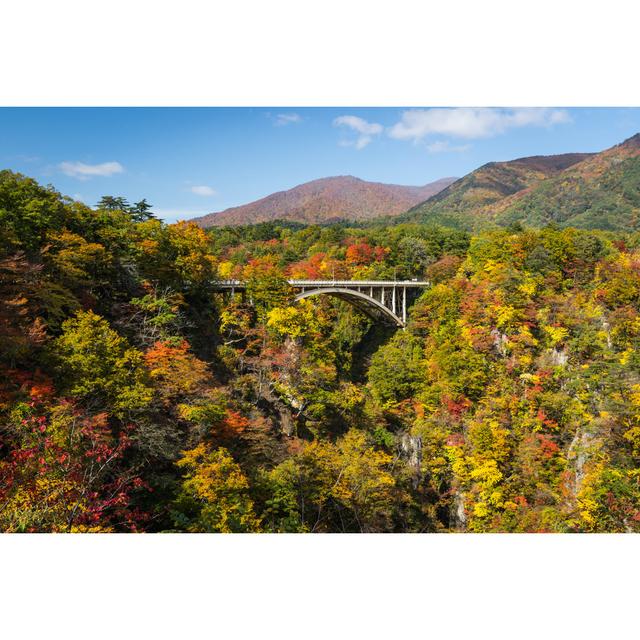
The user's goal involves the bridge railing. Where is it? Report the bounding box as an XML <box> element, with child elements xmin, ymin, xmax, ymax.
<box><xmin>287</xmin><ymin>280</ymin><xmax>430</xmax><ymax>287</ymax></box>
<box><xmin>212</xmin><ymin>279</ymin><xmax>430</xmax><ymax>288</ymax></box>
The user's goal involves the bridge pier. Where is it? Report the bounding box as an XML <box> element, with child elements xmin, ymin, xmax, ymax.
<box><xmin>403</xmin><ymin>286</ymin><xmax>407</xmax><ymax>324</ymax></box>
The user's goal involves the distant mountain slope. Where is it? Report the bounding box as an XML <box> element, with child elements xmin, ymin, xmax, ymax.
<box><xmin>486</xmin><ymin>134</ymin><xmax>640</xmax><ymax>230</ymax></box>
<box><xmin>191</xmin><ymin>175</ymin><xmax>457</xmax><ymax>227</ymax></box>
<box><xmin>398</xmin><ymin>153</ymin><xmax>594</xmax><ymax>229</ymax></box>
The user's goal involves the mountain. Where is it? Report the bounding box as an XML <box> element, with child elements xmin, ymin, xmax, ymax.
<box><xmin>398</xmin><ymin>152</ymin><xmax>594</xmax><ymax>229</ymax></box>
<box><xmin>486</xmin><ymin>133</ymin><xmax>640</xmax><ymax>230</ymax></box>
<box><xmin>191</xmin><ymin>175</ymin><xmax>457</xmax><ymax>227</ymax></box>
<box><xmin>397</xmin><ymin>133</ymin><xmax>640</xmax><ymax>232</ymax></box>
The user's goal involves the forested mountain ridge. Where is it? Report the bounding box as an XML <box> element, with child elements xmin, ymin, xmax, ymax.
<box><xmin>486</xmin><ymin>133</ymin><xmax>640</xmax><ymax>229</ymax></box>
<box><xmin>2</xmin><ymin>168</ymin><xmax>640</xmax><ymax>533</ymax></box>
<box><xmin>192</xmin><ymin>175</ymin><xmax>457</xmax><ymax>227</ymax></box>
<box><xmin>398</xmin><ymin>152</ymin><xmax>593</xmax><ymax>228</ymax></box>
<box><xmin>398</xmin><ymin>133</ymin><xmax>640</xmax><ymax>232</ymax></box>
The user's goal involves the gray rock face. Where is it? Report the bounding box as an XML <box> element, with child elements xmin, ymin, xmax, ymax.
<box><xmin>491</xmin><ymin>328</ymin><xmax>509</xmax><ymax>357</ymax></box>
<box><xmin>550</xmin><ymin>347</ymin><xmax>568</xmax><ymax>367</ymax></box>
<box><xmin>565</xmin><ymin>424</ymin><xmax>600</xmax><ymax>505</ymax></box>
<box><xmin>400</xmin><ymin>433</ymin><xmax>422</xmax><ymax>489</ymax></box>
<box><xmin>451</xmin><ymin>491</ymin><xmax>467</xmax><ymax>531</ymax></box>
<box><xmin>400</xmin><ymin>433</ymin><xmax>422</xmax><ymax>470</ymax></box>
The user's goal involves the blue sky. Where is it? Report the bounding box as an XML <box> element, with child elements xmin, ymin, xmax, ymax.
<box><xmin>2</xmin><ymin>107</ymin><xmax>640</xmax><ymax>223</ymax></box>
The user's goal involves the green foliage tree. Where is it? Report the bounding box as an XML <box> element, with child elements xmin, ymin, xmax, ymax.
<box><xmin>52</xmin><ymin>310</ymin><xmax>152</xmax><ymax>417</ymax></box>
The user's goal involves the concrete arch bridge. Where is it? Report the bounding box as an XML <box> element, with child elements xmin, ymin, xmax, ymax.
<box><xmin>214</xmin><ymin>279</ymin><xmax>430</xmax><ymax>328</ymax></box>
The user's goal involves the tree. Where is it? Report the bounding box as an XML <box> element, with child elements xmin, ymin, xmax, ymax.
<box><xmin>52</xmin><ymin>310</ymin><xmax>152</xmax><ymax>417</ymax></box>
<box><xmin>264</xmin><ymin>430</ymin><xmax>396</xmax><ymax>532</ymax></box>
<box><xmin>345</xmin><ymin>241</ymin><xmax>377</xmax><ymax>266</ymax></box>
<box><xmin>243</xmin><ymin>256</ymin><xmax>292</xmax><ymax>319</ymax></box>
<box><xmin>46</xmin><ymin>230</ymin><xmax>109</xmax><ymax>288</ymax></box>
<box><xmin>97</xmin><ymin>195</ymin><xmax>129</xmax><ymax>212</ymax></box>
<box><xmin>0</xmin><ymin>251</ymin><xmax>46</xmax><ymax>365</ymax></box>
<box><xmin>397</xmin><ymin>236</ymin><xmax>435</xmax><ymax>278</ymax></box>
<box><xmin>0</xmin><ymin>170</ymin><xmax>72</xmax><ymax>255</ymax></box>
<box><xmin>130</xmin><ymin>199</ymin><xmax>155</xmax><ymax>222</ymax></box>
<box><xmin>0</xmin><ymin>399</ymin><xmax>143</xmax><ymax>532</ymax></box>
<box><xmin>172</xmin><ymin>444</ymin><xmax>261</xmax><ymax>532</ymax></box>
<box><xmin>368</xmin><ymin>331</ymin><xmax>424</xmax><ymax>405</ymax></box>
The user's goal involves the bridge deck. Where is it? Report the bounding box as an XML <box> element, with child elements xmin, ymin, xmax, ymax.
<box><xmin>289</xmin><ymin>280</ymin><xmax>430</xmax><ymax>287</ymax></box>
<box><xmin>213</xmin><ymin>279</ymin><xmax>430</xmax><ymax>289</ymax></box>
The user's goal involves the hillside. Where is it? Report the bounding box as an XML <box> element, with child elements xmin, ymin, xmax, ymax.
<box><xmin>486</xmin><ymin>133</ymin><xmax>640</xmax><ymax>230</ymax></box>
<box><xmin>398</xmin><ymin>152</ymin><xmax>593</xmax><ymax>229</ymax></box>
<box><xmin>192</xmin><ymin>175</ymin><xmax>457</xmax><ymax>227</ymax></box>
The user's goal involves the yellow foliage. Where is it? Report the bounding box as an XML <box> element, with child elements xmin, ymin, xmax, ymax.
<box><xmin>267</xmin><ymin>306</ymin><xmax>305</xmax><ymax>338</ymax></box>
<box><xmin>175</xmin><ymin>444</ymin><xmax>261</xmax><ymax>533</ymax></box>
<box><xmin>543</xmin><ymin>325</ymin><xmax>569</xmax><ymax>346</ymax></box>
<box><xmin>494</xmin><ymin>304</ymin><xmax>519</xmax><ymax>330</ymax></box>
<box><xmin>517</xmin><ymin>277</ymin><xmax>539</xmax><ymax>297</ymax></box>
<box><xmin>218</xmin><ymin>260</ymin><xmax>234</xmax><ymax>279</ymax></box>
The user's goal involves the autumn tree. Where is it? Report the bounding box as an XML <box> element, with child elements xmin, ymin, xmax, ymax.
<box><xmin>171</xmin><ymin>444</ymin><xmax>261</xmax><ymax>532</ymax></box>
<box><xmin>52</xmin><ymin>310</ymin><xmax>152</xmax><ymax>417</ymax></box>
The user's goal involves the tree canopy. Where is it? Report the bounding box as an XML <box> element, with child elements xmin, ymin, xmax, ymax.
<box><xmin>2</xmin><ymin>169</ymin><xmax>639</xmax><ymax>532</ymax></box>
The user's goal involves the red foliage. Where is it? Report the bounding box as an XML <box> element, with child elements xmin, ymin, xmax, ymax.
<box><xmin>345</xmin><ymin>242</ymin><xmax>376</xmax><ymax>266</ymax></box>
<box><xmin>446</xmin><ymin>433</ymin><xmax>465</xmax><ymax>447</ymax></box>
<box><xmin>374</xmin><ymin>246</ymin><xmax>388</xmax><ymax>261</ymax></box>
<box><xmin>513</xmin><ymin>495</ymin><xmax>529</xmax><ymax>508</ymax></box>
<box><xmin>144</xmin><ymin>339</ymin><xmax>190</xmax><ymax>369</ymax></box>
<box><xmin>286</xmin><ymin>252</ymin><xmax>327</xmax><ymax>279</ymax></box>
<box><xmin>0</xmin><ymin>368</ymin><xmax>55</xmax><ymax>407</ymax></box>
<box><xmin>442</xmin><ymin>394</ymin><xmax>472</xmax><ymax>418</ymax></box>
<box><xmin>0</xmin><ymin>397</ymin><xmax>147</xmax><ymax>532</ymax></box>
<box><xmin>536</xmin><ymin>433</ymin><xmax>560</xmax><ymax>459</ymax></box>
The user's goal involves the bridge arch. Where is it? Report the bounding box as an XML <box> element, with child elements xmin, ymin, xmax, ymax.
<box><xmin>294</xmin><ymin>287</ymin><xmax>404</xmax><ymax>327</ymax></box>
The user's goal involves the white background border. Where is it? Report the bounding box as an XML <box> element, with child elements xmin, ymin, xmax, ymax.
<box><xmin>2</xmin><ymin>0</ymin><xmax>640</xmax><ymax>106</ymax></box>
<box><xmin>2</xmin><ymin>1</ymin><xmax>640</xmax><ymax>637</ymax></box>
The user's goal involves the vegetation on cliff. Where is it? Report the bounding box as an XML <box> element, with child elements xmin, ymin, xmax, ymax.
<box><xmin>2</xmin><ymin>169</ymin><xmax>639</xmax><ymax>532</ymax></box>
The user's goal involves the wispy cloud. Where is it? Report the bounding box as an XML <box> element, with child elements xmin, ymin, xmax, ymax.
<box><xmin>389</xmin><ymin>107</ymin><xmax>571</xmax><ymax>143</ymax></box>
<box><xmin>274</xmin><ymin>113</ymin><xmax>302</xmax><ymax>126</ymax></box>
<box><xmin>334</xmin><ymin>115</ymin><xmax>383</xmax><ymax>149</ymax></box>
<box><xmin>59</xmin><ymin>160</ymin><xmax>124</xmax><ymax>180</ymax></box>
<box><xmin>17</xmin><ymin>154</ymin><xmax>41</xmax><ymax>163</ymax></box>
<box><xmin>190</xmin><ymin>185</ymin><xmax>217</xmax><ymax>196</ymax></box>
<box><xmin>426</xmin><ymin>140</ymin><xmax>471</xmax><ymax>154</ymax></box>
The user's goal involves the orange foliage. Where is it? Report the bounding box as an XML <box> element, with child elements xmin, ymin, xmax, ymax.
<box><xmin>144</xmin><ymin>340</ymin><xmax>212</xmax><ymax>399</ymax></box>
<box><xmin>221</xmin><ymin>410</ymin><xmax>249</xmax><ymax>438</ymax></box>
<box><xmin>345</xmin><ymin>242</ymin><xmax>376</xmax><ymax>266</ymax></box>
<box><xmin>286</xmin><ymin>253</ymin><xmax>327</xmax><ymax>279</ymax></box>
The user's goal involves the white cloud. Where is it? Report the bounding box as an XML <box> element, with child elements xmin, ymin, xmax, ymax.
<box><xmin>388</xmin><ymin>107</ymin><xmax>571</xmax><ymax>142</ymax></box>
<box><xmin>333</xmin><ymin>115</ymin><xmax>383</xmax><ymax>149</ymax></box>
<box><xmin>190</xmin><ymin>185</ymin><xmax>217</xmax><ymax>196</ymax></box>
<box><xmin>426</xmin><ymin>140</ymin><xmax>471</xmax><ymax>154</ymax></box>
<box><xmin>59</xmin><ymin>160</ymin><xmax>124</xmax><ymax>179</ymax></box>
<box><xmin>274</xmin><ymin>113</ymin><xmax>302</xmax><ymax>126</ymax></box>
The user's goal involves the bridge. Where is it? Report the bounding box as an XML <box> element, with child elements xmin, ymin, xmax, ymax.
<box><xmin>213</xmin><ymin>280</ymin><xmax>430</xmax><ymax>328</ymax></box>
